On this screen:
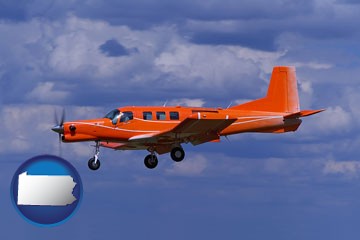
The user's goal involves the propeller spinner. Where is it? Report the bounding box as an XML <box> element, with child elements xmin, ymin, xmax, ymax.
<box><xmin>52</xmin><ymin>109</ymin><xmax>65</xmax><ymax>138</ymax></box>
<box><xmin>51</xmin><ymin>125</ymin><xmax>64</xmax><ymax>134</ymax></box>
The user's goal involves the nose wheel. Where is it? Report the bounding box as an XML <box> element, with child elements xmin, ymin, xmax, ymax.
<box><xmin>88</xmin><ymin>141</ymin><xmax>101</xmax><ymax>171</ymax></box>
<box><xmin>88</xmin><ymin>157</ymin><xmax>101</xmax><ymax>170</ymax></box>
<box><xmin>144</xmin><ymin>154</ymin><xmax>158</xmax><ymax>169</ymax></box>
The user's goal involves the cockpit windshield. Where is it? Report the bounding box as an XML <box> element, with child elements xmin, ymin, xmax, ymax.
<box><xmin>104</xmin><ymin>109</ymin><xmax>120</xmax><ymax>125</ymax></box>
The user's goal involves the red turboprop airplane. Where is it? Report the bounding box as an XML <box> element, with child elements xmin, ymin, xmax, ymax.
<box><xmin>52</xmin><ymin>66</ymin><xmax>324</xmax><ymax>170</ymax></box>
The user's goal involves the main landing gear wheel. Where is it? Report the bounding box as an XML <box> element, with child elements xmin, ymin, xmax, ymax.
<box><xmin>88</xmin><ymin>157</ymin><xmax>101</xmax><ymax>170</ymax></box>
<box><xmin>171</xmin><ymin>147</ymin><xmax>185</xmax><ymax>162</ymax></box>
<box><xmin>144</xmin><ymin>154</ymin><xmax>158</xmax><ymax>169</ymax></box>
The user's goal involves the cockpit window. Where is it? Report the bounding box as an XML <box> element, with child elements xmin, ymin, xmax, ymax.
<box><xmin>104</xmin><ymin>109</ymin><xmax>120</xmax><ymax>125</ymax></box>
<box><xmin>120</xmin><ymin>111</ymin><xmax>133</xmax><ymax>122</ymax></box>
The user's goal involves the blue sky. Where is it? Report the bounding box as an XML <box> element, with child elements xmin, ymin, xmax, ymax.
<box><xmin>0</xmin><ymin>0</ymin><xmax>360</xmax><ymax>239</ymax></box>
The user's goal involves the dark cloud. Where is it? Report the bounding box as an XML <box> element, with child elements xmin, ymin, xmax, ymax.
<box><xmin>0</xmin><ymin>0</ymin><xmax>314</xmax><ymax>24</ymax></box>
<box><xmin>99</xmin><ymin>39</ymin><xmax>138</xmax><ymax>57</ymax></box>
<box><xmin>73</xmin><ymin>0</ymin><xmax>314</xmax><ymax>26</ymax></box>
<box><xmin>0</xmin><ymin>1</ymin><xmax>28</xmax><ymax>20</ymax></box>
<box><xmin>99</xmin><ymin>39</ymin><xmax>130</xmax><ymax>57</ymax></box>
<box><xmin>1</xmin><ymin>0</ymin><xmax>359</xmax><ymax>52</ymax></box>
<box><xmin>0</xmin><ymin>0</ymin><xmax>64</xmax><ymax>21</ymax></box>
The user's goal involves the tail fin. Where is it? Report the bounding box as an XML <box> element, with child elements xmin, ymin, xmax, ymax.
<box><xmin>231</xmin><ymin>66</ymin><xmax>300</xmax><ymax>113</ymax></box>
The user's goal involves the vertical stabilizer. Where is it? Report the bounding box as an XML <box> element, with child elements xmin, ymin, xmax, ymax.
<box><xmin>231</xmin><ymin>66</ymin><xmax>300</xmax><ymax>113</ymax></box>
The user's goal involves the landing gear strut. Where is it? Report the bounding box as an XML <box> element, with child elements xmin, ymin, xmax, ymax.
<box><xmin>88</xmin><ymin>141</ymin><xmax>101</xmax><ymax>170</ymax></box>
<box><xmin>144</xmin><ymin>153</ymin><xmax>158</xmax><ymax>169</ymax></box>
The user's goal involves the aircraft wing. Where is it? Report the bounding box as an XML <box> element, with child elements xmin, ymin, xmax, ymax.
<box><xmin>100</xmin><ymin>112</ymin><xmax>237</xmax><ymax>152</ymax></box>
<box><xmin>169</xmin><ymin>112</ymin><xmax>237</xmax><ymax>145</ymax></box>
<box><xmin>131</xmin><ymin>112</ymin><xmax>237</xmax><ymax>145</ymax></box>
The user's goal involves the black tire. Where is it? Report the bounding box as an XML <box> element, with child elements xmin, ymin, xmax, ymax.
<box><xmin>171</xmin><ymin>147</ymin><xmax>185</xmax><ymax>162</ymax></box>
<box><xmin>144</xmin><ymin>154</ymin><xmax>158</xmax><ymax>169</ymax></box>
<box><xmin>88</xmin><ymin>157</ymin><xmax>101</xmax><ymax>170</ymax></box>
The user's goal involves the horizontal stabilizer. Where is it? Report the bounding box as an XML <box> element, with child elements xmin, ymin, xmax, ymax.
<box><xmin>284</xmin><ymin>109</ymin><xmax>325</xmax><ymax>119</ymax></box>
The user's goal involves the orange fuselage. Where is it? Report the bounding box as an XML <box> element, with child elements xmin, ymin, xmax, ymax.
<box><xmin>62</xmin><ymin>106</ymin><xmax>301</xmax><ymax>144</ymax></box>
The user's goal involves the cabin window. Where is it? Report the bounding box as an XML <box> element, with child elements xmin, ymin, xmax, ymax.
<box><xmin>143</xmin><ymin>111</ymin><xmax>152</xmax><ymax>120</ymax></box>
<box><xmin>120</xmin><ymin>111</ymin><xmax>133</xmax><ymax>122</ymax></box>
<box><xmin>156</xmin><ymin>112</ymin><xmax>166</xmax><ymax>120</ymax></box>
<box><xmin>170</xmin><ymin>111</ymin><xmax>179</xmax><ymax>120</ymax></box>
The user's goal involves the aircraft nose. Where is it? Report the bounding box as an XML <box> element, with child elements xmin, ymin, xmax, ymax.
<box><xmin>51</xmin><ymin>125</ymin><xmax>64</xmax><ymax>134</ymax></box>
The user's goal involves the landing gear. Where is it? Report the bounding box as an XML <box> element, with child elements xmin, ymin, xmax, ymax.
<box><xmin>85</xmin><ymin>143</ymin><xmax>186</xmax><ymax>170</ymax></box>
<box><xmin>171</xmin><ymin>147</ymin><xmax>185</xmax><ymax>162</ymax></box>
<box><xmin>88</xmin><ymin>157</ymin><xmax>101</xmax><ymax>170</ymax></box>
<box><xmin>88</xmin><ymin>141</ymin><xmax>101</xmax><ymax>171</ymax></box>
<box><xmin>143</xmin><ymin>146</ymin><xmax>185</xmax><ymax>169</ymax></box>
<box><xmin>144</xmin><ymin>154</ymin><xmax>158</xmax><ymax>169</ymax></box>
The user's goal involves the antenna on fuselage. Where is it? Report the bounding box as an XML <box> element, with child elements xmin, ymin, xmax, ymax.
<box><xmin>226</xmin><ymin>101</ymin><xmax>233</xmax><ymax>109</ymax></box>
<box><xmin>163</xmin><ymin>100</ymin><xmax>168</xmax><ymax>107</ymax></box>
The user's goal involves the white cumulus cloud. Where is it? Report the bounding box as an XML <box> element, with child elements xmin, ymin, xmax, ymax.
<box><xmin>26</xmin><ymin>82</ymin><xmax>69</xmax><ymax>103</ymax></box>
<box><xmin>323</xmin><ymin>160</ymin><xmax>360</xmax><ymax>178</ymax></box>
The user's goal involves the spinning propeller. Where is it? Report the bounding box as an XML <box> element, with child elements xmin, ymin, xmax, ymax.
<box><xmin>52</xmin><ymin>109</ymin><xmax>66</xmax><ymax>156</ymax></box>
<box><xmin>52</xmin><ymin>108</ymin><xmax>65</xmax><ymax>137</ymax></box>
